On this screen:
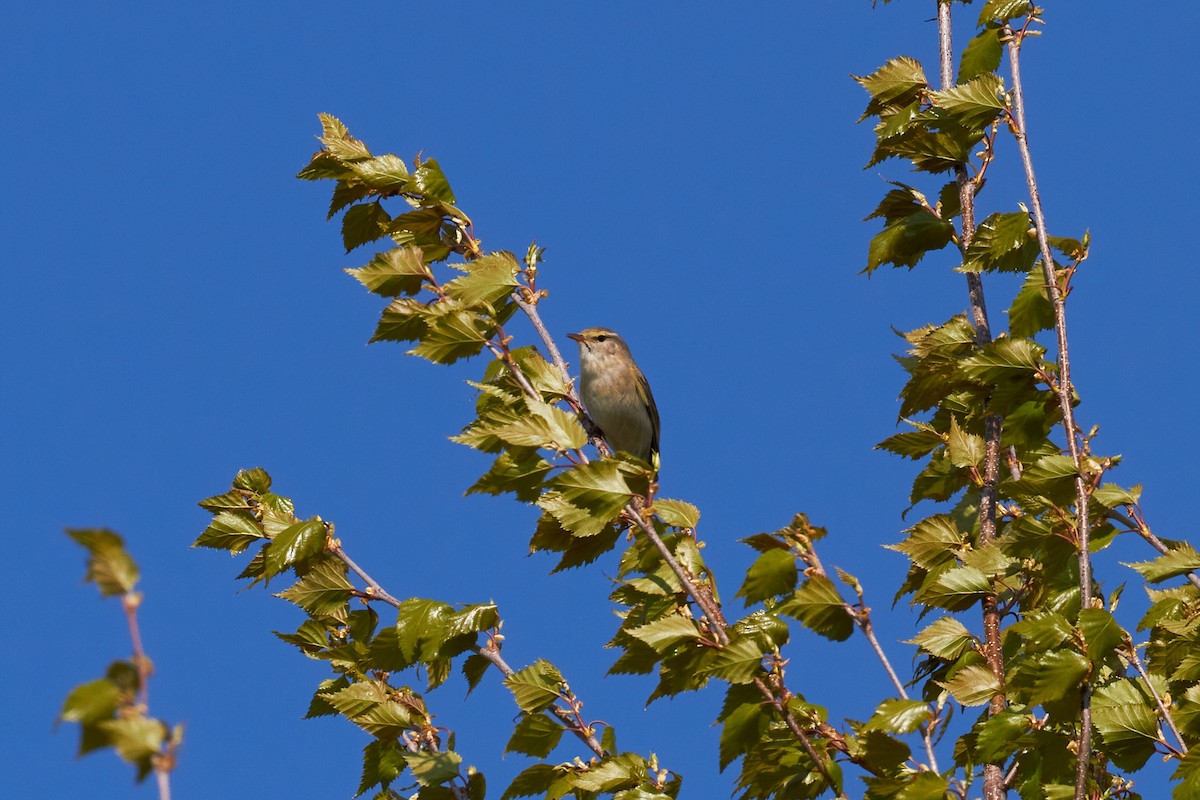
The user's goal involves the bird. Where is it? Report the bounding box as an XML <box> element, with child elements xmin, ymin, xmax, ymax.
<box><xmin>567</xmin><ymin>327</ymin><xmax>660</xmax><ymax>469</ymax></box>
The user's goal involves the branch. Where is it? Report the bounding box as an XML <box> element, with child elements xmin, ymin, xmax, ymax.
<box><xmin>1109</xmin><ymin>508</ymin><xmax>1200</xmax><ymax>592</ymax></box>
<box><xmin>120</xmin><ymin>591</ymin><xmax>173</xmax><ymax>800</ymax></box>
<box><xmin>1002</xmin><ymin>26</ymin><xmax>1095</xmax><ymax>800</ymax></box>
<box><xmin>326</xmin><ymin>533</ymin><xmax>606</xmax><ymax>758</ymax></box>
<box><xmin>1123</xmin><ymin>637</ymin><xmax>1187</xmax><ymax>757</ymax></box>
<box><xmin>937</xmin><ymin>5</ymin><xmax>1008</xmax><ymax>798</ymax></box>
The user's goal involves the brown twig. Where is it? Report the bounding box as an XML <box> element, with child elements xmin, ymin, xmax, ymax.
<box><xmin>937</xmin><ymin>4</ymin><xmax>1009</xmax><ymax>798</ymax></box>
<box><xmin>1002</xmin><ymin>24</ymin><xmax>1095</xmax><ymax>800</ymax></box>
<box><xmin>1123</xmin><ymin>637</ymin><xmax>1187</xmax><ymax>757</ymax></box>
<box><xmin>326</xmin><ymin>532</ymin><xmax>606</xmax><ymax>757</ymax></box>
<box><xmin>1109</xmin><ymin>507</ymin><xmax>1200</xmax><ymax>592</ymax></box>
<box><xmin>119</xmin><ymin>591</ymin><xmax>173</xmax><ymax>800</ymax></box>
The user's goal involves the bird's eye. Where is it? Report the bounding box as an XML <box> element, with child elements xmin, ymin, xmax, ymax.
<box><xmin>596</xmin><ymin>335</ymin><xmax>608</xmax><ymax>342</ymax></box>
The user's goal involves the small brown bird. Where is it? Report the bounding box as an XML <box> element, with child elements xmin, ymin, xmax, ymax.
<box><xmin>567</xmin><ymin>327</ymin><xmax>660</xmax><ymax>468</ymax></box>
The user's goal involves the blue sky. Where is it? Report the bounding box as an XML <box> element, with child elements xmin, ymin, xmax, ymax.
<box><xmin>5</xmin><ymin>2</ymin><xmax>1197</xmax><ymax>797</ymax></box>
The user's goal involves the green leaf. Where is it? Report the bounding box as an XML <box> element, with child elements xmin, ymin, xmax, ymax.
<box><xmin>978</xmin><ymin>0</ymin><xmax>1032</xmax><ymax>26</ymax></box>
<box><xmin>1125</xmin><ymin>542</ymin><xmax>1200</xmax><ymax>583</ymax></box>
<box><xmin>1010</xmin><ymin>650</ymin><xmax>1090</xmax><ymax>705</ymax></box>
<box><xmin>1093</xmin><ymin>679</ymin><xmax>1160</xmax><ymax>770</ymax></box>
<box><xmin>97</xmin><ymin>716</ymin><xmax>166</xmax><ymax>762</ymax></box>
<box><xmin>888</xmin><ymin>514</ymin><xmax>965</xmax><ymax>570</ymax></box>
<box><xmin>866</xmin><ymin>203</ymin><xmax>955</xmax><ymax>273</ymax></box>
<box><xmin>946</xmin><ymin>416</ymin><xmax>984</xmax><ymax>469</ymax></box>
<box><xmin>371</xmin><ymin>297</ymin><xmax>432</xmax><ymax>344</ymax></box>
<box><xmin>719</xmin><ymin>684</ymin><xmax>770</xmax><ymax>770</ymax></box>
<box><xmin>1007</xmin><ymin>264</ymin><xmax>1056</xmax><ymax>338</ymax></box>
<box><xmin>1012</xmin><ymin>611</ymin><xmax>1073</xmax><ymax>652</ymax></box>
<box><xmin>262</xmin><ymin>518</ymin><xmax>327</xmax><ymax>579</ymax></box>
<box><xmin>931</xmin><ymin>73</ymin><xmax>1005</xmax><ymax>131</ymax></box>
<box><xmin>974</xmin><ymin>711</ymin><xmax>1034</xmax><ymax>761</ymax></box>
<box><xmin>345</xmin><ymin>246</ymin><xmax>430</xmax><ymax>297</ymax></box>
<box><xmin>505</xmin><ymin>713</ymin><xmax>566</xmax><ymax>758</ymax></box>
<box><xmin>908</xmin><ymin>616</ymin><xmax>976</xmax><ymax>659</ymax></box>
<box><xmin>192</xmin><ymin>510</ymin><xmax>266</xmax><ymax>553</ymax></box>
<box><xmin>462</xmin><ymin>653</ymin><xmax>491</xmax><ymax>695</ymax></box>
<box><xmin>854</xmin><ymin>57</ymin><xmax>929</xmax><ymax>119</ymax></box>
<box><xmin>914</xmin><ymin>564</ymin><xmax>991</xmax><ymax>610</ymax></box>
<box><xmin>408</xmin><ymin>306</ymin><xmax>494</xmax><ymax>365</ymax></box>
<box><xmin>703</xmin><ymin>636</ymin><xmax>768</xmax><ymax>684</ymax></box>
<box><xmin>444</xmin><ymin>251</ymin><xmax>520</xmax><ymax>307</ymax></box>
<box><xmin>960</xmin><ymin>336</ymin><xmax>1046</xmax><ymax>383</ymax></box>
<box><xmin>347</xmin><ymin>153</ymin><xmax>410</xmax><ymax>192</ymax></box>
<box><xmin>627</xmin><ymin>614</ymin><xmax>701</xmax><ymax>653</ymax></box>
<box><xmin>538</xmin><ymin>460</ymin><xmax>641</xmax><ymax>538</ymax></box>
<box><xmin>407</xmin><ymin>750</ymin><xmax>462</xmax><ymax>787</ymax></box>
<box><xmin>961</xmin><ymin>211</ymin><xmax>1038</xmax><ymax>273</ymax></box>
<box><xmin>876</xmin><ymin>425</ymin><xmax>944</xmax><ymax>460</ymax></box>
<box><xmin>342</xmin><ymin>201</ymin><xmax>392</xmax><ymax>252</ymax></box>
<box><xmin>1077</xmin><ymin>608</ymin><xmax>1123</xmax><ymax>662</ymax></box>
<box><xmin>777</xmin><ymin>576</ymin><xmax>853</xmax><ymax>641</ymax></box>
<box><xmin>232</xmin><ymin>466</ymin><xmax>272</xmax><ymax>493</ymax></box>
<box><xmin>412</xmin><ymin>158</ymin><xmax>457</xmax><ymax>205</ymax></box>
<box><xmin>1092</xmin><ymin>482</ymin><xmax>1142</xmax><ymax>509</ymax></box>
<box><xmin>938</xmin><ymin>663</ymin><xmax>1001</xmax><ymax>706</ymax></box>
<box><xmin>736</xmin><ymin>548</ymin><xmax>799</xmax><ymax>605</ymax></box>
<box><xmin>654</xmin><ymin>498</ymin><xmax>700</xmax><ymax>529</ymax></box>
<box><xmin>465</xmin><ymin>449</ymin><xmax>553</xmax><ymax>503</ymax></box>
<box><xmin>501</xmin><ymin>764</ymin><xmax>557</xmax><ymax>799</ymax></box>
<box><xmin>358</xmin><ymin>738</ymin><xmax>409</xmax><ymax>797</ymax></box>
<box><xmin>394</xmin><ymin>598</ymin><xmax>455</xmax><ymax>662</ymax></box>
<box><xmin>958</xmin><ymin>27</ymin><xmax>1003</xmax><ymax>83</ymax></box>
<box><xmin>276</xmin><ymin>559</ymin><xmax>353</xmax><ymax>616</ymax></box>
<box><xmin>863</xmin><ymin>698</ymin><xmax>932</xmax><ymax>734</ymax></box>
<box><xmin>504</xmin><ymin>659</ymin><xmax>564</xmax><ymax>713</ymax></box>
<box><xmin>59</xmin><ymin>678</ymin><xmax>122</xmax><ymax>724</ymax></box>
<box><xmin>66</xmin><ymin>529</ymin><xmax>140</xmax><ymax>596</ymax></box>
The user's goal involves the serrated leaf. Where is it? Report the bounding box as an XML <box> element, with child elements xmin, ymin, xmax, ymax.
<box><xmin>876</xmin><ymin>427</ymin><xmax>945</xmax><ymax>459</ymax></box>
<box><xmin>863</xmin><ymin>698</ymin><xmax>932</xmax><ymax>734</ymax></box>
<box><xmin>889</xmin><ymin>514</ymin><xmax>964</xmax><ymax>570</ymax></box>
<box><xmin>1011</xmin><ymin>611</ymin><xmax>1073</xmax><ymax>652</ymax></box>
<box><xmin>627</xmin><ymin>614</ymin><xmax>701</xmax><ymax>653</ymax></box>
<box><xmin>961</xmin><ymin>211</ymin><xmax>1038</xmax><ymax>273</ymax></box>
<box><xmin>654</xmin><ymin>498</ymin><xmax>700</xmax><ymax>529</ymax></box>
<box><xmin>407</xmin><ymin>750</ymin><xmax>462</xmax><ymax>787</ymax></box>
<box><xmin>946</xmin><ymin>416</ymin><xmax>984</xmax><ymax>468</ymax></box>
<box><xmin>412</xmin><ymin>158</ymin><xmax>457</xmax><ymax>205</ymax></box>
<box><xmin>703</xmin><ymin>637</ymin><xmax>767</xmax><ymax>684</ymax></box>
<box><xmin>347</xmin><ymin>153</ymin><xmax>410</xmax><ymax>192</ymax></box>
<box><xmin>505</xmin><ymin>713</ymin><xmax>566</xmax><ymax>758</ymax></box>
<box><xmin>408</xmin><ymin>306</ymin><xmax>493</xmax><ymax>365</ymax></box>
<box><xmin>66</xmin><ymin>529</ymin><xmax>140</xmax><ymax>596</ymax></box>
<box><xmin>974</xmin><ymin>711</ymin><xmax>1033</xmax><ymax>761</ymax></box>
<box><xmin>1125</xmin><ymin>542</ymin><xmax>1200</xmax><ymax>583</ymax></box>
<box><xmin>736</xmin><ymin>548</ymin><xmax>799</xmax><ymax>605</ymax></box>
<box><xmin>262</xmin><ymin>519</ymin><xmax>327</xmax><ymax>579</ymax></box>
<box><xmin>866</xmin><ymin>207</ymin><xmax>955</xmax><ymax>273</ymax></box>
<box><xmin>465</xmin><ymin>448</ymin><xmax>553</xmax><ymax>503</ymax></box>
<box><xmin>915</xmin><ymin>564</ymin><xmax>991</xmax><ymax>610</ymax></box>
<box><xmin>1010</xmin><ymin>650</ymin><xmax>1090</xmax><ymax>705</ymax></box>
<box><xmin>1093</xmin><ymin>679</ymin><xmax>1159</xmax><ymax>770</ymax></box>
<box><xmin>538</xmin><ymin>460</ymin><xmax>640</xmax><ymax>538</ymax></box>
<box><xmin>443</xmin><ymin>251</ymin><xmax>519</xmax><ymax>307</ymax></box>
<box><xmin>938</xmin><ymin>663</ymin><xmax>1001</xmax><ymax>706</ymax></box>
<box><xmin>931</xmin><ymin>72</ymin><xmax>1005</xmax><ymax>133</ymax></box>
<box><xmin>777</xmin><ymin>575</ymin><xmax>853</xmax><ymax>641</ymax></box>
<box><xmin>346</xmin><ymin>246</ymin><xmax>429</xmax><ymax>297</ymax></box>
<box><xmin>276</xmin><ymin>559</ymin><xmax>353</xmax><ymax>616</ymax></box>
<box><xmin>960</xmin><ymin>336</ymin><xmax>1046</xmax><ymax>383</ymax></box>
<box><xmin>1092</xmin><ymin>482</ymin><xmax>1142</xmax><ymax>509</ymax></box>
<box><xmin>958</xmin><ymin>27</ymin><xmax>1003</xmax><ymax>83</ymax></box>
<box><xmin>1078</xmin><ymin>608</ymin><xmax>1123</xmax><ymax>662</ymax></box>
<box><xmin>504</xmin><ymin>659</ymin><xmax>564</xmax><ymax>713</ymax></box>
<box><xmin>854</xmin><ymin>57</ymin><xmax>929</xmax><ymax>120</ymax></box>
<box><xmin>501</xmin><ymin>764</ymin><xmax>558</xmax><ymax>800</ymax></box>
<box><xmin>394</xmin><ymin>598</ymin><xmax>455</xmax><ymax>663</ymax></box>
<box><xmin>192</xmin><ymin>510</ymin><xmax>266</xmax><ymax>553</ymax></box>
<box><xmin>978</xmin><ymin>0</ymin><xmax>1032</xmax><ymax>26</ymax></box>
<box><xmin>908</xmin><ymin>616</ymin><xmax>976</xmax><ymax>659</ymax></box>
<box><xmin>358</xmin><ymin>738</ymin><xmax>408</xmax><ymax>797</ymax></box>
<box><xmin>342</xmin><ymin>201</ymin><xmax>392</xmax><ymax>252</ymax></box>
<box><xmin>1008</xmin><ymin>264</ymin><xmax>1056</xmax><ymax>338</ymax></box>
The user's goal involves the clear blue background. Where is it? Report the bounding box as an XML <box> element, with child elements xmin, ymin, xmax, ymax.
<box><xmin>5</xmin><ymin>2</ymin><xmax>1196</xmax><ymax>797</ymax></box>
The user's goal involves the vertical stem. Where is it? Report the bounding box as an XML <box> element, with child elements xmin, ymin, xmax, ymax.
<box><xmin>1003</xmin><ymin>29</ymin><xmax>1094</xmax><ymax>800</ymax></box>
<box><xmin>122</xmin><ymin>591</ymin><xmax>172</xmax><ymax>800</ymax></box>
<box><xmin>937</xmin><ymin>4</ymin><xmax>1007</xmax><ymax>798</ymax></box>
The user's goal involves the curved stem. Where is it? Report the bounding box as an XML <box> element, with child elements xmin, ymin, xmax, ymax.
<box><xmin>1002</xmin><ymin>27</ymin><xmax>1095</xmax><ymax>800</ymax></box>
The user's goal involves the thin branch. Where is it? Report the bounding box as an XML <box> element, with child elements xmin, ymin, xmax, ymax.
<box><xmin>1109</xmin><ymin>508</ymin><xmax>1200</xmax><ymax>591</ymax></box>
<box><xmin>1124</xmin><ymin>638</ymin><xmax>1187</xmax><ymax>756</ymax></box>
<box><xmin>1002</xmin><ymin>25</ymin><xmax>1095</xmax><ymax>800</ymax></box>
<box><xmin>120</xmin><ymin>591</ymin><xmax>173</xmax><ymax>800</ymax></box>
<box><xmin>938</xmin><ymin>5</ymin><xmax>1008</xmax><ymax>798</ymax></box>
<box><xmin>327</xmin><ymin>533</ymin><xmax>606</xmax><ymax>757</ymax></box>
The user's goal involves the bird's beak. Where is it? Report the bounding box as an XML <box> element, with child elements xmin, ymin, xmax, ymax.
<box><xmin>567</xmin><ymin>332</ymin><xmax>584</xmax><ymax>343</ymax></box>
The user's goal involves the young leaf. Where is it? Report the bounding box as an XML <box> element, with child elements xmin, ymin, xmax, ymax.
<box><xmin>345</xmin><ymin>246</ymin><xmax>430</xmax><ymax>297</ymax></box>
<box><xmin>66</xmin><ymin>529</ymin><xmax>140</xmax><ymax>596</ymax></box>
<box><xmin>504</xmin><ymin>659</ymin><xmax>565</xmax><ymax>713</ymax></box>
<box><xmin>908</xmin><ymin>616</ymin><xmax>976</xmax><ymax>660</ymax></box>
<box><xmin>262</xmin><ymin>519</ymin><xmax>327</xmax><ymax>579</ymax></box>
<box><xmin>276</xmin><ymin>559</ymin><xmax>354</xmax><ymax>616</ymax></box>
<box><xmin>958</xmin><ymin>26</ymin><xmax>1003</xmax><ymax>83</ymax></box>
<box><xmin>777</xmin><ymin>576</ymin><xmax>854</xmax><ymax>641</ymax></box>
<box><xmin>937</xmin><ymin>663</ymin><xmax>1001</xmax><ymax>707</ymax></box>
<box><xmin>505</xmin><ymin>713</ymin><xmax>566</xmax><ymax>758</ymax></box>
<box><xmin>736</xmin><ymin>548</ymin><xmax>799</xmax><ymax>606</ymax></box>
